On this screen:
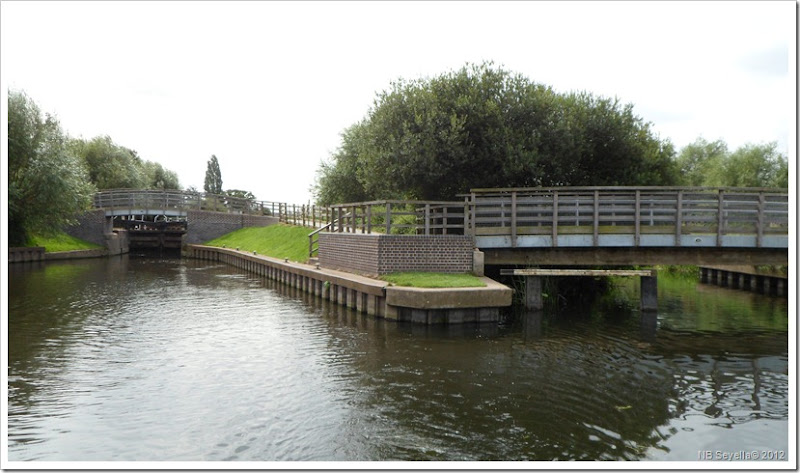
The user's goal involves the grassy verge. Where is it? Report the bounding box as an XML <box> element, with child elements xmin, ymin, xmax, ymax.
<box><xmin>204</xmin><ymin>224</ymin><xmax>312</xmax><ymax>262</ymax></box>
<box><xmin>27</xmin><ymin>231</ymin><xmax>103</xmax><ymax>252</ymax></box>
<box><xmin>381</xmin><ymin>272</ymin><xmax>486</xmax><ymax>288</ymax></box>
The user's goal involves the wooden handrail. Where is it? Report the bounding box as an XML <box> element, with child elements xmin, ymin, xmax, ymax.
<box><xmin>463</xmin><ymin>186</ymin><xmax>789</xmax><ymax>194</ymax></box>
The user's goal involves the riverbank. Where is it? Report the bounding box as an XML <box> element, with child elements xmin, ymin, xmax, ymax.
<box><xmin>184</xmin><ymin>244</ymin><xmax>512</xmax><ymax>324</ymax></box>
<box><xmin>9</xmin><ymin>231</ymin><xmax>111</xmax><ymax>263</ymax></box>
<box><xmin>9</xmin><ymin>247</ymin><xmax>110</xmax><ymax>262</ymax></box>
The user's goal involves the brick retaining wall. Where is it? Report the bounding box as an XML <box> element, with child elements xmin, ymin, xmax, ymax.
<box><xmin>63</xmin><ymin>209</ymin><xmax>108</xmax><ymax>247</ymax></box>
<box><xmin>184</xmin><ymin>210</ymin><xmax>279</xmax><ymax>244</ymax></box>
<box><xmin>318</xmin><ymin>233</ymin><xmax>474</xmax><ymax>276</ymax></box>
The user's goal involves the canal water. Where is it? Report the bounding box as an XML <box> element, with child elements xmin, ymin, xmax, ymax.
<box><xmin>7</xmin><ymin>255</ymin><xmax>790</xmax><ymax>462</ymax></box>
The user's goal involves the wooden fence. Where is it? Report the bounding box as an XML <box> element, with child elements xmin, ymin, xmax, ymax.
<box><xmin>323</xmin><ymin>200</ymin><xmax>467</xmax><ymax>235</ymax></box>
<box><xmin>307</xmin><ymin>200</ymin><xmax>467</xmax><ymax>258</ymax></box>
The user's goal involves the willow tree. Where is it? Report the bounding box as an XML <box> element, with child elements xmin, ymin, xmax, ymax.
<box><xmin>314</xmin><ymin>62</ymin><xmax>678</xmax><ymax>204</ymax></box>
<box><xmin>8</xmin><ymin>90</ymin><xmax>95</xmax><ymax>246</ymax></box>
<box><xmin>676</xmin><ymin>138</ymin><xmax>788</xmax><ymax>188</ymax></box>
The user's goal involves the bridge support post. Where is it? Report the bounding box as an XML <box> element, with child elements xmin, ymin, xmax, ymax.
<box><xmin>640</xmin><ymin>310</ymin><xmax>658</xmax><ymax>341</ymax></box>
<box><xmin>522</xmin><ymin>309</ymin><xmax>543</xmax><ymax>340</ymax></box>
<box><xmin>640</xmin><ymin>274</ymin><xmax>658</xmax><ymax>312</ymax></box>
<box><xmin>525</xmin><ymin>276</ymin><xmax>544</xmax><ymax>311</ymax></box>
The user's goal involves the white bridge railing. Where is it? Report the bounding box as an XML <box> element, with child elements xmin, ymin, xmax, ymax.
<box><xmin>93</xmin><ymin>189</ymin><xmax>326</xmax><ymax>225</ymax></box>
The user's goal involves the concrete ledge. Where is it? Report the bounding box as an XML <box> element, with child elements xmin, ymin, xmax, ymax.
<box><xmin>9</xmin><ymin>247</ymin><xmax>45</xmax><ymax>263</ymax></box>
<box><xmin>385</xmin><ymin>277</ymin><xmax>512</xmax><ymax>309</ymax></box>
<box><xmin>186</xmin><ymin>245</ymin><xmax>388</xmax><ymax>296</ymax></box>
<box><xmin>700</xmin><ymin>264</ymin><xmax>787</xmax><ymax>279</ymax></box>
<box><xmin>45</xmin><ymin>248</ymin><xmax>109</xmax><ymax>261</ymax></box>
<box><xmin>186</xmin><ymin>244</ymin><xmax>513</xmax><ymax>324</ymax></box>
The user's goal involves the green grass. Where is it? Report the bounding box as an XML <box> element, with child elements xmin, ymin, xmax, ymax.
<box><xmin>28</xmin><ymin>231</ymin><xmax>103</xmax><ymax>252</ymax></box>
<box><xmin>204</xmin><ymin>224</ymin><xmax>312</xmax><ymax>262</ymax></box>
<box><xmin>381</xmin><ymin>272</ymin><xmax>486</xmax><ymax>288</ymax></box>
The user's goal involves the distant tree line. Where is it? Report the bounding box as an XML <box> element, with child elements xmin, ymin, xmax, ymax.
<box><xmin>314</xmin><ymin>62</ymin><xmax>788</xmax><ymax>204</ymax></box>
<box><xmin>674</xmin><ymin>138</ymin><xmax>788</xmax><ymax>188</ymax></box>
<box><xmin>8</xmin><ymin>89</ymin><xmax>182</xmax><ymax>246</ymax></box>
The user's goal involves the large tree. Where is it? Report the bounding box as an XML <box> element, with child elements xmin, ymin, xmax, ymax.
<box><xmin>204</xmin><ymin>154</ymin><xmax>223</xmax><ymax>195</ymax></box>
<box><xmin>8</xmin><ymin>90</ymin><xmax>95</xmax><ymax>246</ymax></box>
<box><xmin>314</xmin><ymin>62</ymin><xmax>678</xmax><ymax>204</ymax></box>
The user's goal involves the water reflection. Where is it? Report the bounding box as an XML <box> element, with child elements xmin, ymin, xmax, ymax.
<box><xmin>7</xmin><ymin>257</ymin><xmax>788</xmax><ymax>462</ymax></box>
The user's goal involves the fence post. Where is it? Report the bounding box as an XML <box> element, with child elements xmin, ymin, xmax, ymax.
<box><xmin>385</xmin><ymin>203</ymin><xmax>392</xmax><ymax>234</ymax></box>
<box><xmin>675</xmin><ymin>190</ymin><xmax>683</xmax><ymax>246</ymax></box>
<box><xmin>634</xmin><ymin>190</ymin><xmax>641</xmax><ymax>247</ymax></box>
<box><xmin>756</xmin><ymin>192</ymin><xmax>765</xmax><ymax>248</ymax></box>
<box><xmin>552</xmin><ymin>191</ymin><xmax>559</xmax><ymax>247</ymax></box>
<box><xmin>717</xmin><ymin>190</ymin><xmax>725</xmax><ymax>247</ymax></box>
<box><xmin>593</xmin><ymin>190</ymin><xmax>599</xmax><ymax>246</ymax></box>
<box><xmin>424</xmin><ymin>204</ymin><xmax>431</xmax><ymax>235</ymax></box>
<box><xmin>511</xmin><ymin>191</ymin><xmax>517</xmax><ymax>248</ymax></box>
<box><xmin>464</xmin><ymin>196</ymin><xmax>470</xmax><ymax>236</ymax></box>
<box><xmin>470</xmin><ymin>192</ymin><xmax>476</xmax><ymax>235</ymax></box>
<box><xmin>366</xmin><ymin>205</ymin><xmax>372</xmax><ymax>234</ymax></box>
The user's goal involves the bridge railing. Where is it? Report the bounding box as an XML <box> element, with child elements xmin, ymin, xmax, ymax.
<box><xmin>464</xmin><ymin>187</ymin><xmax>788</xmax><ymax>247</ymax></box>
<box><xmin>93</xmin><ymin>189</ymin><xmax>330</xmax><ymax>224</ymax></box>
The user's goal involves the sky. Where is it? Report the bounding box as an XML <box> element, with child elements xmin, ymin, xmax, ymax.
<box><xmin>1</xmin><ymin>1</ymin><xmax>795</xmax><ymax>205</ymax></box>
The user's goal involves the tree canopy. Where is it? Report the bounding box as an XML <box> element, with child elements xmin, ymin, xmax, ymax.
<box><xmin>314</xmin><ymin>62</ymin><xmax>679</xmax><ymax>204</ymax></box>
<box><xmin>675</xmin><ymin>138</ymin><xmax>788</xmax><ymax>188</ymax></box>
<box><xmin>68</xmin><ymin>136</ymin><xmax>181</xmax><ymax>190</ymax></box>
<box><xmin>8</xmin><ymin>90</ymin><xmax>95</xmax><ymax>245</ymax></box>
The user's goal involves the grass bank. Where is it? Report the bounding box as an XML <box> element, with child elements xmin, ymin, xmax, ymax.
<box><xmin>27</xmin><ymin>231</ymin><xmax>103</xmax><ymax>252</ymax></box>
<box><xmin>381</xmin><ymin>272</ymin><xmax>486</xmax><ymax>288</ymax></box>
<box><xmin>204</xmin><ymin>224</ymin><xmax>311</xmax><ymax>262</ymax></box>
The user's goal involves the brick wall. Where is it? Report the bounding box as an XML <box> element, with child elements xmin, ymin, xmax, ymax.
<box><xmin>318</xmin><ymin>233</ymin><xmax>380</xmax><ymax>275</ymax></box>
<box><xmin>63</xmin><ymin>209</ymin><xmax>108</xmax><ymax>246</ymax></box>
<box><xmin>378</xmin><ymin>235</ymin><xmax>473</xmax><ymax>274</ymax></box>
<box><xmin>185</xmin><ymin>210</ymin><xmax>279</xmax><ymax>244</ymax></box>
<box><xmin>318</xmin><ymin>233</ymin><xmax>473</xmax><ymax>276</ymax></box>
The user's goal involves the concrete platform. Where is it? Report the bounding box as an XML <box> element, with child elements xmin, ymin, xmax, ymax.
<box><xmin>185</xmin><ymin>245</ymin><xmax>513</xmax><ymax>325</ymax></box>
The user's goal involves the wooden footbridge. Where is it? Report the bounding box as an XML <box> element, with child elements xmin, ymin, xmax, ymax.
<box><xmin>92</xmin><ymin>187</ymin><xmax>789</xmax><ymax>266</ymax></box>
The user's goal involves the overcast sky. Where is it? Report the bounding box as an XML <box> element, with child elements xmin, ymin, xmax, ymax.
<box><xmin>2</xmin><ymin>1</ymin><xmax>795</xmax><ymax>204</ymax></box>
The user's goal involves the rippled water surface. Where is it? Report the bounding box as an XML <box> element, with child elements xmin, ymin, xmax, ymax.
<box><xmin>7</xmin><ymin>256</ymin><xmax>789</xmax><ymax>462</ymax></box>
